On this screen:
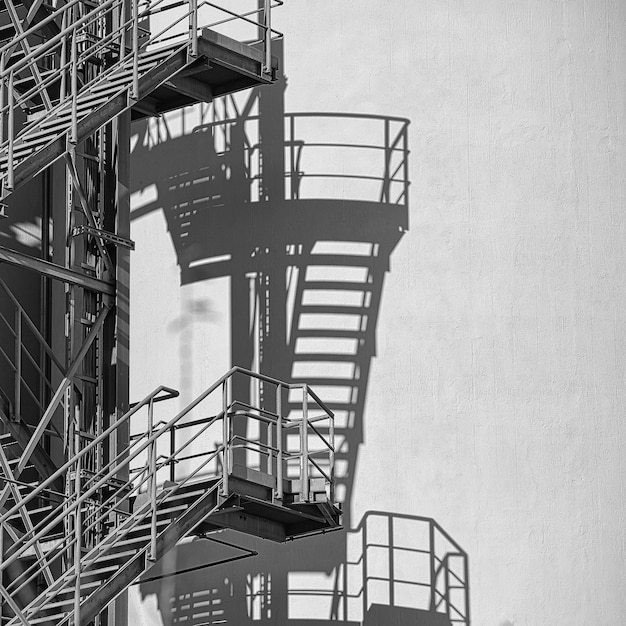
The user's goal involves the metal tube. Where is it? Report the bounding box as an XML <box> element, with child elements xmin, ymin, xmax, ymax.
<box><xmin>221</xmin><ymin>380</ymin><xmax>228</xmax><ymax>496</ymax></box>
<box><xmin>170</xmin><ymin>426</ymin><xmax>176</xmax><ymax>482</ymax></box>
<box><xmin>300</xmin><ymin>386</ymin><xmax>309</xmax><ymax>502</ymax></box>
<box><xmin>267</xmin><ymin>385</ymin><xmax>273</xmax><ymax>476</ymax></box>
<box><xmin>72</xmin><ymin>461</ymin><xmax>82</xmax><ymax>625</ymax></box>
<box><xmin>189</xmin><ymin>0</ymin><xmax>198</xmax><ymax>57</ymax></box>
<box><xmin>264</xmin><ymin>0</ymin><xmax>271</xmax><ymax>74</ymax></box>
<box><xmin>132</xmin><ymin>0</ymin><xmax>139</xmax><ymax>99</ymax></box>
<box><xmin>14</xmin><ymin>308</ymin><xmax>21</xmax><ymax>419</ymax></box>
<box><xmin>7</xmin><ymin>72</ymin><xmax>13</xmax><ymax>190</ymax></box>
<box><xmin>70</xmin><ymin>24</ymin><xmax>77</xmax><ymax>144</ymax></box>
<box><xmin>148</xmin><ymin>398</ymin><xmax>157</xmax><ymax>561</ymax></box>
<box><xmin>328</xmin><ymin>404</ymin><xmax>335</xmax><ymax>502</ymax></box>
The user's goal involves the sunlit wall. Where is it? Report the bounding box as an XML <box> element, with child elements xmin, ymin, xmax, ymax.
<box><xmin>129</xmin><ymin>2</ymin><xmax>626</xmax><ymax>625</ymax></box>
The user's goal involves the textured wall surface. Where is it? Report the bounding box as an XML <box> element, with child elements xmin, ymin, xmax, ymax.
<box><xmin>130</xmin><ymin>2</ymin><xmax>626</xmax><ymax>624</ymax></box>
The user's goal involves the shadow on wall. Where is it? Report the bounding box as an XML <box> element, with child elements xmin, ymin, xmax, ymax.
<box><xmin>130</xmin><ymin>45</ymin><xmax>469</xmax><ymax>625</ymax></box>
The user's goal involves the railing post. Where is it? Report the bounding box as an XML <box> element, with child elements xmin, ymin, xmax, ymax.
<box><xmin>169</xmin><ymin>425</ymin><xmax>176</xmax><ymax>483</ymax></box>
<box><xmin>7</xmin><ymin>71</ymin><xmax>13</xmax><ymax>190</ymax></box>
<box><xmin>14</xmin><ymin>308</ymin><xmax>21</xmax><ymax>420</ymax></box>
<box><xmin>328</xmin><ymin>405</ymin><xmax>335</xmax><ymax>503</ymax></box>
<box><xmin>147</xmin><ymin>397</ymin><xmax>157</xmax><ymax>561</ymax></box>
<box><xmin>221</xmin><ymin>380</ymin><xmax>229</xmax><ymax>497</ymax></box>
<box><xmin>300</xmin><ymin>386</ymin><xmax>309</xmax><ymax>502</ymax></box>
<box><xmin>72</xmin><ymin>462</ymin><xmax>82</xmax><ymax>625</ymax></box>
<box><xmin>70</xmin><ymin>23</ymin><xmax>78</xmax><ymax>145</ymax></box>
<box><xmin>189</xmin><ymin>0</ymin><xmax>198</xmax><ymax>57</ymax></box>
<box><xmin>0</xmin><ymin>54</ymin><xmax>5</xmax><ymax>146</ymax></box>
<box><xmin>275</xmin><ymin>384</ymin><xmax>283</xmax><ymax>502</ymax></box>
<box><xmin>263</xmin><ymin>0</ymin><xmax>271</xmax><ymax>75</ymax></box>
<box><xmin>131</xmin><ymin>0</ymin><xmax>139</xmax><ymax>99</ymax></box>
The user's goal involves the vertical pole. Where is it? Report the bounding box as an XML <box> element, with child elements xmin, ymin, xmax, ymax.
<box><xmin>147</xmin><ymin>398</ymin><xmax>157</xmax><ymax>561</ymax></box>
<box><xmin>263</xmin><ymin>0</ymin><xmax>271</xmax><ymax>75</ymax></box>
<box><xmin>131</xmin><ymin>0</ymin><xmax>139</xmax><ymax>99</ymax></box>
<box><xmin>362</xmin><ymin>518</ymin><xmax>368</xmax><ymax>619</ymax></box>
<box><xmin>14</xmin><ymin>308</ymin><xmax>21</xmax><ymax>419</ymax></box>
<box><xmin>388</xmin><ymin>515</ymin><xmax>394</xmax><ymax>606</ymax></box>
<box><xmin>275</xmin><ymin>383</ymin><xmax>282</xmax><ymax>501</ymax></box>
<box><xmin>189</xmin><ymin>0</ymin><xmax>198</xmax><ymax>57</ymax></box>
<box><xmin>7</xmin><ymin>72</ymin><xmax>13</xmax><ymax>190</ymax></box>
<box><xmin>70</xmin><ymin>24</ymin><xmax>78</xmax><ymax>145</ymax></box>
<box><xmin>221</xmin><ymin>380</ymin><xmax>228</xmax><ymax>496</ymax></box>
<box><xmin>300</xmin><ymin>386</ymin><xmax>309</xmax><ymax>502</ymax></box>
<box><xmin>267</xmin><ymin>383</ymin><xmax>273</xmax><ymax>476</ymax></box>
<box><xmin>169</xmin><ymin>425</ymin><xmax>175</xmax><ymax>483</ymax></box>
<box><xmin>73</xmin><ymin>457</ymin><xmax>82</xmax><ymax>625</ymax></box>
<box><xmin>0</xmin><ymin>54</ymin><xmax>5</xmax><ymax>146</ymax></box>
<box><xmin>328</xmin><ymin>407</ymin><xmax>335</xmax><ymax>503</ymax></box>
<box><xmin>60</xmin><ymin>11</ymin><xmax>67</xmax><ymax>100</ymax></box>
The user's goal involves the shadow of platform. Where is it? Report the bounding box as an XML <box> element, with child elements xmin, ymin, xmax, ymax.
<box><xmin>130</xmin><ymin>42</ymin><xmax>469</xmax><ymax>626</ymax></box>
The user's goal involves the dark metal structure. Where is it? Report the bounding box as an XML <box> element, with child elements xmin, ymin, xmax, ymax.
<box><xmin>0</xmin><ymin>1</ymin><xmax>341</xmax><ymax>624</ymax></box>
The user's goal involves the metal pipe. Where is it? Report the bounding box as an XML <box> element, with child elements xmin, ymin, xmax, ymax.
<box><xmin>132</xmin><ymin>0</ymin><xmax>139</xmax><ymax>99</ymax></box>
<box><xmin>190</xmin><ymin>0</ymin><xmax>198</xmax><ymax>57</ymax></box>
<box><xmin>70</xmin><ymin>23</ymin><xmax>77</xmax><ymax>144</ymax></box>
<box><xmin>72</xmin><ymin>464</ymin><xmax>82</xmax><ymax>625</ymax></box>
<box><xmin>300</xmin><ymin>386</ymin><xmax>309</xmax><ymax>502</ymax></box>
<box><xmin>7</xmin><ymin>72</ymin><xmax>13</xmax><ymax>190</ymax></box>
<box><xmin>148</xmin><ymin>397</ymin><xmax>157</xmax><ymax>561</ymax></box>
<box><xmin>264</xmin><ymin>0</ymin><xmax>271</xmax><ymax>75</ymax></box>
<box><xmin>221</xmin><ymin>380</ymin><xmax>228</xmax><ymax>496</ymax></box>
<box><xmin>170</xmin><ymin>425</ymin><xmax>176</xmax><ymax>482</ymax></box>
<box><xmin>14</xmin><ymin>308</ymin><xmax>21</xmax><ymax>419</ymax></box>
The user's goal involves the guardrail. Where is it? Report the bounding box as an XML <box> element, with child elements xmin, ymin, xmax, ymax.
<box><xmin>0</xmin><ymin>366</ymin><xmax>335</xmax><ymax>622</ymax></box>
<box><xmin>0</xmin><ymin>0</ymin><xmax>283</xmax><ymax>189</ymax></box>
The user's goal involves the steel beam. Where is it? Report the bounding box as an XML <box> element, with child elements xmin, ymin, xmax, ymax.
<box><xmin>0</xmin><ymin>244</ymin><xmax>115</xmax><ymax>294</ymax></box>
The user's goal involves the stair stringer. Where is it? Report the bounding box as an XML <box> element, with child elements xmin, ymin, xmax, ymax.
<box><xmin>2</xmin><ymin>44</ymin><xmax>193</xmax><ymax>197</ymax></box>
<box><xmin>71</xmin><ymin>481</ymin><xmax>225</xmax><ymax>626</ymax></box>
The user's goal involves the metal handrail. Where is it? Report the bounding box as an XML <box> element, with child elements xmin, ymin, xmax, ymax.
<box><xmin>0</xmin><ymin>367</ymin><xmax>335</xmax><ymax>577</ymax></box>
<box><xmin>0</xmin><ymin>0</ymin><xmax>282</xmax><ymax>191</ymax></box>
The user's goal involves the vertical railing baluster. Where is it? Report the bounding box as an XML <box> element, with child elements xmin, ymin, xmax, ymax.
<box><xmin>60</xmin><ymin>11</ymin><xmax>67</xmax><ymax>103</ymax></box>
<box><xmin>300</xmin><ymin>385</ymin><xmax>309</xmax><ymax>502</ymax></box>
<box><xmin>72</xmin><ymin>457</ymin><xmax>82</xmax><ymax>625</ymax></box>
<box><xmin>147</xmin><ymin>397</ymin><xmax>157</xmax><ymax>561</ymax></box>
<box><xmin>7</xmin><ymin>71</ymin><xmax>13</xmax><ymax>190</ymax></box>
<box><xmin>70</xmin><ymin>20</ymin><xmax>78</xmax><ymax>145</ymax></box>
<box><xmin>132</xmin><ymin>0</ymin><xmax>139</xmax><ymax>99</ymax></box>
<box><xmin>275</xmin><ymin>383</ymin><xmax>283</xmax><ymax>501</ymax></box>
<box><xmin>0</xmin><ymin>53</ymin><xmax>5</xmax><ymax>146</ymax></box>
<box><xmin>169</xmin><ymin>425</ymin><xmax>175</xmax><ymax>483</ymax></box>
<box><xmin>267</xmin><ymin>383</ymin><xmax>273</xmax><ymax>475</ymax></box>
<box><xmin>263</xmin><ymin>0</ymin><xmax>271</xmax><ymax>75</ymax></box>
<box><xmin>189</xmin><ymin>0</ymin><xmax>198</xmax><ymax>57</ymax></box>
<box><xmin>221</xmin><ymin>380</ymin><xmax>228</xmax><ymax>496</ymax></box>
<box><xmin>328</xmin><ymin>402</ymin><xmax>335</xmax><ymax>503</ymax></box>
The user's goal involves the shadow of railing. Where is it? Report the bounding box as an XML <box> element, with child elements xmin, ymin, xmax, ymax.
<box><xmin>130</xmin><ymin>47</ymin><xmax>469</xmax><ymax>625</ymax></box>
<box><xmin>137</xmin><ymin>511</ymin><xmax>469</xmax><ymax>626</ymax></box>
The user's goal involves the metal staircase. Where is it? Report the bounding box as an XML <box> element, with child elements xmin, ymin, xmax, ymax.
<box><xmin>0</xmin><ymin>0</ymin><xmax>279</xmax><ymax>206</ymax></box>
<box><xmin>0</xmin><ymin>366</ymin><xmax>340</xmax><ymax>625</ymax></box>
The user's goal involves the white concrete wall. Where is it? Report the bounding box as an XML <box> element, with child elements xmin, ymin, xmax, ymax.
<box><xmin>130</xmin><ymin>2</ymin><xmax>626</xmax><ymax>625</ymax></box>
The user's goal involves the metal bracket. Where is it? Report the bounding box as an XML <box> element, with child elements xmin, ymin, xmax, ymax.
<box><xmin>72</xmin><ymin>225</ymin><xmax>135</xmax><ymax>250</ymax></box>
<box><xmin>0</xmin><ymin>204</ymin><xmax>6</xmax><ymax>218</ymax></box>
